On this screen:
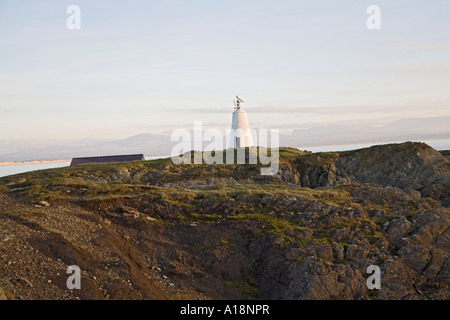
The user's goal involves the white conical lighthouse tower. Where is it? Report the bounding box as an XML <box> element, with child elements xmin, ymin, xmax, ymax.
<box><xmin>230</xmin><ymin>95</ymin><xmax>254</xmax><ymax>148</ymax></box>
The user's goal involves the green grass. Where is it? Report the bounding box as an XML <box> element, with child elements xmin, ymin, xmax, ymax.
<box><xmin>0</xmin><ymin>148</ymin><xmax>331</xmax><ymax>206</ymax></box>
<box><xmin>0</xmin><ymin>147</ymin><xmax>310</xmax><ymax>185</ymax></box>
<box><xmin>297</xmin><ymin>236</ymin><xmax>333</xmax><ymax>248</ymax></box>
<box><xmin>221</xmin><ymin>239</ymin><xmax>235</xmax><ymax>246</ymax></box>
<box><xmin>190</xmin><ymin>212</ymin><xmax>223</xmax><ymax>224</ymax></box>
<box><xmin>194</xmin><ymin>184</ymin><xmax>352</xmax><ymax>204</ymax></box>
<box><xmin>279</xmin><ymin>147</ymin><xmax>311</xmax><ymax>158</ymax></box>
<box><xmin>224</xmin><ymin>276</ymin><xmax>259</xmax><ymax>298</ymax></box>
<box><xmin>229</xmin><ymin>212</ymin><xmax>300</xmax><ymax>245</ymax></box>
<box><xmin>18</xmin><ymin>176</ymin><xmax>145</xmax><ymax>203</ymax></box>
<box><xmin>5</xmin><ymin>209</ymin><xmax>39</xmax><ymax>216</ymax></box>
<box><xmin>336</xmin><ymin>259</ymin><xmax>355</xmax><ymax>264</ymax></box>
<box><xmin>0</xmin><ymin>156</ymin><xmax>172</xmax><ymax>184</ymax></box>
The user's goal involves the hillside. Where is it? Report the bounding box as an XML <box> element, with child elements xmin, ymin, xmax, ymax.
<box><xmin>0</xmin><ymin>142</ymin><xmax>449</xmax><ymax>300</ymax></box>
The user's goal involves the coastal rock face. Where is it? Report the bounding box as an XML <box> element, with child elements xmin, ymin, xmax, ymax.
<box><xmin>68</xmin><ymin>142</ymin><xmax>450</xmax><ymax>202</ymax></box>
<box><xmin>440</xmin><ymin>150</ymin><xmax>450</xmax><ymax>162</ymax></box>
<box><xmin>0</xmin><ymin>142</ymin><xmax>448</xmax><ymax>300</ymax></box>
<box><xmin>292</xmin><ymin>142</ymin><xmax>450</xmax><ymax>201</ymax></box>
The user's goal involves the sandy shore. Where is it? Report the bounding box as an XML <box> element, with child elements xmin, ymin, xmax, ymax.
<box><xmin>0</xmin><ymin>159</ymin><xmax>70</xmax><ymax>166</ymax></box>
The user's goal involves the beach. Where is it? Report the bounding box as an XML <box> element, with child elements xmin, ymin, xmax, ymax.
<box><xmin>0</xmin><ymin>159</ymin><xmax>70</xmax><ymax>166</ymax></box>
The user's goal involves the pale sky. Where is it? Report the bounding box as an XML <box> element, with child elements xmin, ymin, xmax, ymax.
<box><xmin>0</xmin><ymin>0</ymin><xmax>449</xmax><ymax>140</ymax></box>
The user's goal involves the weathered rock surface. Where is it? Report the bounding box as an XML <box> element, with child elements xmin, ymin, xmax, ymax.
<box><xmin>291</xmin><ymin>142</ymin><xmax>450</xmax><ymax>201</ymax></box>
<box><xmin>0</xmin><ymin>142</ymin><xmax>448</xmax><ymax>300</ymax></box>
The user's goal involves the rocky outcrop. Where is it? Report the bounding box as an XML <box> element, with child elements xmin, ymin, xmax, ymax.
<box><xmin>440</xmin><ymin>150</ymin><xmax>450</xmax><ymax>162</ymax></box>
<box><xmin>56</xmin><ymin>142</ymin><xmax>450</xmax><ymax>203</ymax></box>
<box><xmin>290</xmin><ymin>142</ymin><xmax>450</xmax><ymax>202</ymax></box>
<box><xmin>337</xmin><ymin>143</ymin><xmax>450</xmax><ymax>199</ymax></box>
<box><xmin>251</xmin><ymin>209</ymin><xmax>449</xmax><ymax>300</ymax></box>
<box><xmin>0</xmin><ymin>142</ymin><xmax>448</xmax><ymax>300</ymax></box>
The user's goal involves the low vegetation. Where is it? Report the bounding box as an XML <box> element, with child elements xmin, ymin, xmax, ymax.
<box><xmin>0</xmin><ymin>143</ymin><xmax>448</xmax><ymax>300</ymax></box>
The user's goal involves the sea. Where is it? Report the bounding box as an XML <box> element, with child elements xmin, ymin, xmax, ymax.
<box><xmin>0</xmin><ymin>156</ymin><xmax>168</xmax><ymax>179</ymax></box>
<box><xmin>0</xmin><ymin>139</ymin><xmax>449</xmax><ymax>179</ymax></box>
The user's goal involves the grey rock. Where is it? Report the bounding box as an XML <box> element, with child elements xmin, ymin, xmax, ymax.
<box><xmin>373</xmin><ymin>237</ymin><xmax>390</xmax><ymax>253</ymax></box>
<box><xmin>332</xmin><ymin>227</ymin><xmax>351</xmax><ymax>241</ymax></box>
<box><xmin>292</xmin><ymin>142</ymin><xmax>449</xmax><ymax>200</ymax></box>
<box><xmin>386</xmin><ymin>216</ymin><xmax>412</xmax><ymax>243</ymax></box>
<box><xmin>332</xmin><ymin>243</ymin><xmax>344</xmax><ymax>261</ymax></box>
<box><xmin>285</xmin><ymin>248</ymin><xmax>306</xmax><ymax>261</ymax></box>
<box><xmin>378</xmin><ymin>257</ymin><xmax>424</xmax><ymax>300</ymax></box>
<box><xmin>345</xmin><ymin>242</ymin><xmax>369</xmax><ymax>260</ymax></box>
<box><xmin>398</xmin><ymin>245</ymin><xmax>432</xmax><ymax>274</ymax></box>
<box><xmin>280</xmin><ymin>257</ymin><xmax>367</xmax><ymax>299</ymax></box>
<box><xmin>422</xmin><ymin>248</ymin><xmax>446</xmax><ymax>278</ymax></box>
<box><xmin>352</xmin><ymin>186</ymin><xmax>419</xmax><ymax>206</ymax></box>
<box><xmin>309</xmin><ymin>244</ymin><xmax>333</xmax><ymax>262</ymax></box>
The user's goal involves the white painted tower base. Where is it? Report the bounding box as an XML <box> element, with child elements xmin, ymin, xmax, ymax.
<box><xmin>230</xmin><ymin>108</ymin><xmax>254</xmax><ymax>148</ymax></box>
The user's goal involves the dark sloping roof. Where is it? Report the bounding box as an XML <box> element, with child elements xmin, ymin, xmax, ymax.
<box><xmin>70</xmin><ymin>154</ymin><xmax>145</xmax><ymax>166</ymax></box>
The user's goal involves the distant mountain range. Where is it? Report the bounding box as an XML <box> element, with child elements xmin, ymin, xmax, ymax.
<box><xmin>0</xmin><ymin>116</ymin><xmax>449</xmax><ymax>162</ymax></box>
<box><xmin>282</xmin><ymin>116</ymin><xmax>450</xmax><ymax>148</ymax></box>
